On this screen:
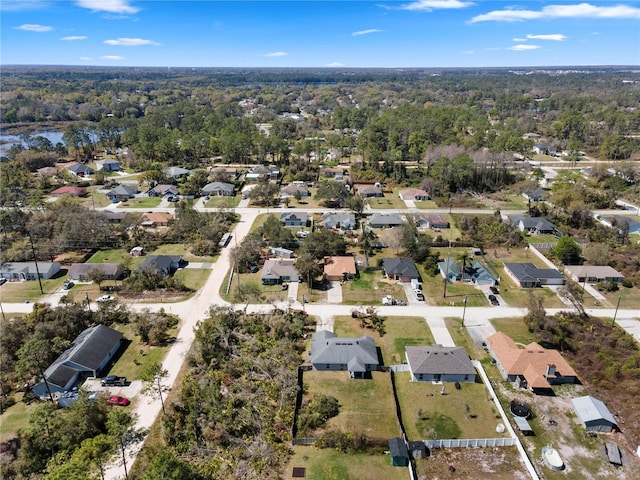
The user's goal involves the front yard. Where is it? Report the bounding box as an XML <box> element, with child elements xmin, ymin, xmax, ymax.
<box><xmin>0</xmin><ymin>273</ymin><xmax>67</xmax><ymax>302</ymax></box>
<box><xmin>341</xmin><ymin>271</ymin><xmax>407</xmax><ymax>305</ymax></box>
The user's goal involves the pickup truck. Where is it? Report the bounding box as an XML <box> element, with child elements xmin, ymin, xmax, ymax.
<box><xmin>101</xmin><ymin>375</ymin><xmax>127</xmax><ymax>386</ymax></box>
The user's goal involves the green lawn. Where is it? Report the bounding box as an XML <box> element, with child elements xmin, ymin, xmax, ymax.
<box><xmin>394</xmin><ymin>371</ymin><xmax>506</xmax><ymax>441</ymax></box>
<box><xmin>341</xmin><ymin>271</ymin><xmax>407</xmax><ymax>305</ymax></box>
<box><xmin>334</xmin><ymin>316</ymin><xmax>435</xmax><ymax>366</ymax></box>
<box><xmin>417</xmin><ymin>270</ymin><xmax>487</xmax><ymax>307</ymax></box>
<box><xmin>173</xmin><ymin>268</ymin><xmax>211</xmax><ymax>292</ymax></box>
<box><xmin>0</xmin><ymin>273</ymin><xmax>67</xmax><ymax>302</ymax></box>
<box><xmin>445</xmin><ymin>318</ymin><xmax>488</xmax><ymax>360</ymax></box>
<box><xmin>490</xmin><ymin>317</ymin><xmax>539</xmax><ymax>345</ymax></box>
<box><xmin>366</xmin><ymin>193</ymin><xmax>406</xmax><ymax>210</ymax></box>
<box><xmin>285</xmin><ymin>446</ymin><xmax>405</xmax><ymax>480</ymax></box>
<box><xmin>118</xmin><ymin>196</ymin><xmax>161</xmax><ymax>209</ymax></box>
<box><xmin>303</xmin><ymin>370</ymin><xmax>399</xmax><ymax>440</ymax></box>
<box><xmin>498</xmin><ymin>284</ymin><xmax>565</xmax><ymax>309</ymax></box>
<box><xmin>0</xmin><ymin>393</ymin><xmax>37</xmax><ymax>442</ymax></box>
<box><xmin>493</xmin><ymin>194</ymin><xmax>530</xmax><ymax>210</ymax></box>
<box><xmin>150</xmin><ymin>243</ymin><xmax>217</xmax><ymax>263</ymax></box>
<box><xmin>204</xmin><ymin>195</ymin><xmax>241</xmax><ymax>208</ymax></box>
<box><xmin>413</xmin><ymin>199</ymin><xmax>440</xmax><ymax>209</ymax></box>
<box><xmin>87</xmin><ymin>248</ymin><xmax>130</xmax><ymax>264</ymax></box>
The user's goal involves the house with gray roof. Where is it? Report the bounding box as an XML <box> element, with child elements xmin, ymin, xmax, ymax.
<box><xmin>382</xmin><ymin>257</ymin><xmax>420</xmax><ymax>282</ymax></box>
<box><xmin>368</xmin><ymin>213</ymin><xmax>403</xmax><ymax>228</ymax></box>
<box><xmin>261</xmin><ymin>259</ymin><xmax>299</xmax><ymax>284</ymax></box>
<box><xmin>106</xmin><ymin>184</ymin><xmax>138</xmax><ymax>202</ymax></box>
<box><xmin>358</xmin><ymin>185</ymin><xmax>383</xmax><ymax>198</ymax></box>
<box><xmin>438</xmin><ymin>259</ymin><xmax>497</xmax><ymax>286</ymax></box>
<box><xmin>164</xmin><ymin>166</ymin><xmax>191</xmax><ymax>179</ymax></box>
<box><xmin>563</xmin><ymin>265</ymin><xmax>624</xmax><ymax>284</ymax></box>
<box><xmin>202</xmin><ymin>182</ymin><xmax>235</xmax><ymax>196</ymax></box>
<box><xmin>246</xmin><ymin>165</ymin><xmax>280</xmax><ymax>181</ymax></box>
<box><xmin>510</xmin><ymin>215</ymin><xmax>556</xmax><ymax>235</ymax></box>
<box><xmin>309</xmin><ymin>330</ymin><xmax>379</xmax><ymax>379</ymax></box>
<box><xmin>280</xmin><ymin>212</ymin><xmax>308</xmax><ymax>227</ymax></box>
<box><xmin>0</xmin><ymin>262</ymin><xmax>61</xmax><ymax>280</ymax></box>
<box><xmin>522</xmin><ymin>188</ymin><xmax>545</xmax><ymax>202</ymax></box>
<box><xmin>280</xmin><ymin>184</ymin><xmax>310</xmax><ymax>198</ymax></box>
<box><xmin>322</xmin><ymin>212</ymin><xmax>356</xmax><ymax>230</ymax></box>
<box><xmin>406</xmin><ymin>345</ymin><xmax>476</xmax><ymax>383</ymax></box>
<box><xmin>147</xmin><ymin>184</ymin><xmax>179</xmax><ymax>197</ymax></box>
<box><xmin>571</xmin><ymin>396</ymin><xmax>619</xmax><ymax>433</ymax></box>
<box><xmin>136</xmin><ymin>255</ymin><xmax>183</xmax><ymax>277</ymax></box>
<box><xmin>95</xmin><ymin>159</ymin><xmax>120</xmax><ymax>172</ymax></box>
<box><xmin>68</xmin><ymin>263</ymin><xmax>123</xmax><ymax>282</ymax></box>
<box><xmin>31</xmin><ymin>325</ymin><xmax>123</xmax><ymax>399</ymax></box>
<box><xmin>68</xmin><ymin>163</ymin><xmax>95</xmax><ymax>177</ymax></box>
<box><xmin>504</xmin><ymin>263</ymin><xmax>565</xmax><ymax>288</ymax></box>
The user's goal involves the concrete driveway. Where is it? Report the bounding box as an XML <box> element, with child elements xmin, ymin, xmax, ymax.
<box><xmin>326</xmin><ymin>281</ymin><xmax>343</xmax><ymax>303</ymax></box>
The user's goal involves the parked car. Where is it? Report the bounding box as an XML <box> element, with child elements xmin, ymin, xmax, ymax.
<box><xmin>489</xmin><ymin>286</ymin><xmax>499</xmax><ymax>295</ymax></box>
<box><xmin>488</xmin><ymin>294</ymin><xmax>500</xmax><ymax>306</ymax></box>
<box><xmin>167</xmin><ymin>196</ymin><xmax>180</xmax><ymax>202</ymax></box>
<box><xmin>415</xmin><ymin>291</ymin><xmax>425</xmax><ymax>301</ymax></box>
<box><xmin>96</xmin><ymin>295</ymin><xmax>115</xmax><ymax>302</ymax></box>
<box><xmin>0</xmin><ymin>278</ymin><xmax>7</xmax><ymax>286</ymax></box>
<box><xmin>106</xmin><ymin>395</ymin><xmax>130</xmax><ymax>406</ymax></box>
<box><xmin>63</xmin><ymin>280</ymin><xmax>74</xmax><ymax>290</ymax></box>
<box><xmin>101</xmin><ymin>375</ymin><xmax>127</xmax><ymax>386</ymax></box>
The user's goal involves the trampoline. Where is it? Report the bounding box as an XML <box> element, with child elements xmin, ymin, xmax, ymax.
<box><xmin>510</xmin><ymin>401</ymin><xmax>532</xmax><ymax>419</ymax></box>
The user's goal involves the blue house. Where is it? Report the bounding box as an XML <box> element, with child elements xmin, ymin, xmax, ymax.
<box><xmin>438</xmin><ymin>258</ymin><xmax>497</xmax><ymax>286</ymax></box>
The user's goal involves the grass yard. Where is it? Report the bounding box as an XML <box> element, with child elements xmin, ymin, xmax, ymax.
<box><xmin>285</xmin><ymin>446</ymin><xmax>405</xmax><ymax>480</ymax></box>
<box><xmin>599</xmin><ymin>285</ymin><xmax>640</xmax><ymax>312</ymax></box>
<box><xmin>0</xmin><ymin>274</ymin><xmax>67</xmax><ymax>302</ymax></box>
<box><xmin>87</xmin><ymin>248</ymin><xmax>130</xmax><ymax>265</ymax></box>
<box><xmin>417</xmin><ymin>269</ymin><xmax>487</xmax><ymax>307</ymax></box>
<box><xmin>303</xmin><ymin>370</ymin><xmax>398</xmax><ymax>440</ymax></box>
<box><xmin>499</xmin><ymin>284</ymin><xmax>565</xmax><ymax>309</ymax></box>
<box><xmin>445</xmin><ymin>318</ymin><xmax>488</xmax><ymax>361</ymax></box>
<box><xmin>78</xmin><ymin>188</ymin><xmax>113</xmax><ymax>208</ymax></box>
<box><xmin>341</xmin><ymin>271</ymin><xmax>407</xmax><ymax>305</ymax></box>
<box><xmin>204</xmin><ymin>195</ymin><xmax>241</xmax><ymax>208</ymax></box>
<box><xmin>414</xmin><ymin>447</ymin><xmax>527</xmax><ymax>479</ymax></box>
<box><xmin>118</xmin><ymin>196</ymin><xmax>161</xmax><ymax>209</ymax></box>
<box><xmin>150</xmin><ymin>243</ymin><xmax>217</xmax><ymax>263</ymax></box>
<box><xmin>366</xmin><ymin>194</ymin><xmax>406</xmax><ymax>210</ymax></box>
<box><xmin>0</xmin><ymin>393</ymin><xmax>37</xmax><ymax>442</ymax></box>
<box><xmin>333</xmin><ymin>316</ymin><xmax>435</xmax><ymax>366</ymax></box>
<box><xmin>491</xmin><ymin>193</ymin><xmax>530</xmax><ymax>210</ymax></box>
<box><xmin>490</xmin><ymin>317</ymin><xmax>539</xmax><ymax>345</ymax></box>
<box><xmin>221</xmin><ymin>270</ymin><xmax>293</xmax><ymax>304</ymax></box>
<box><xmin>394</xmin><ymin>371</ymin><xmax>505</xmax><ymax>441</ymax></box>
<box><xmin>413</xmin><ymin>199</ymin><xmax>440</xmax><ymax>209</ymax></box>
<box><xmin>173</xmin><ymin>268</ymin><xmax>211</xmax><ymax>293</ymax></box>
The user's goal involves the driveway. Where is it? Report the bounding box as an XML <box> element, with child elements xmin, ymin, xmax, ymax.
<box><xmin>287</xmin><ymin>281</ymin><xmax>299</xmax><ymax>303</ymax></box>
<box><xmin>326</xmin><ymin>281</ymin><xmax>343</xmax><ymax>303</ymax></box>
<box><xmin>403</xmin><ymin>283</ymin><xmax>423</xmax><ymax>306</ymax></box>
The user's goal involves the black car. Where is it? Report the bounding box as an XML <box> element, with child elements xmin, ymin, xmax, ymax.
<box><xmin>488</xmin><ymin>294</ymin><xmax>499</xmax><ymax>306</ymax></box>
<box><xmin>63</xmin><ymin>280</ymin><xmax>74</xmax><ymax>290</ymax></box>
<box><xmin>489</xmin><ymin>286</ymin><xmax>499</xmax><ymax>295</ymax></box>
<box><xmin>167</xmin><ymin>196</ymin><xmax>180</xmax><ymax>202</ymax></box>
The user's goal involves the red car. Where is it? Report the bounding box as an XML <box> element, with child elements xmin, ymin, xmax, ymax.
<box><xmin>106</xmin><ymin>395</ymin><xmax>130</xmax><ymax>406</ymax></box>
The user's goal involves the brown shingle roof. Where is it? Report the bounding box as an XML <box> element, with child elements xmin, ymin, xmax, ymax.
<box><xmin>323</xmin><ymin>256</ymin><xmax>357</xmax><ymax>277</ymax></box>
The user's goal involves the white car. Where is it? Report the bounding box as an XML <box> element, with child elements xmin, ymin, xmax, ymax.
<box><xmin>96</xmin><ymin>295</ymin><xmax>115</xmax><ymax>302</ymax></box>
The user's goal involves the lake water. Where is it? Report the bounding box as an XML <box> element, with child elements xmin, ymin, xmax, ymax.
<box><xmin>0</xmin><ymin>130</ymin><xmax>65</xmax><ymax>154</ymax></box>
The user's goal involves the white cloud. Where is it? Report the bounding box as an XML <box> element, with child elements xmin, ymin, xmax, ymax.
<box><xmin>101</xmin><ymin>55</ymin><xmax>124</xmax><ymax>60</ymax></box>
<box><xmin>463</xmin><ymin>50</ymin><xmax>474</xmax><ymax>55</ymax></box>
<box><xmin>1</xmin><ymin>0</ymin><xmax>50</xmax><ymax>11</ymax></box>
<box><xmin>61</xmin><ymin>35</ymin><xmax>88</xmax><ymax>41</ymax></box>
<box><xmin>399</xmin><ymin>0</ymin><xmax>474</xmax><ymax>11</ymax></box>
<box><xmin>352</xmin><ymin>29</ymin><xmax>383</xmax><ymax>36</ymax></box>
<box><xmin>526</xmin><ymin>33</ymin><xmax>567</xmax><ymax>41</ymax></box>
<box><xmin>79</xmin><ymin>56</ymin><xmax>92</xmax><ymax>61</ymax></box>
<box><xmin>327</xmin><ymin>62</ymin><xmax>344</xmax><ymax>67</ymax></box>
<box><xmin>513</xmin><ymin>37</ymin><xmax>527</xmax><ymax>42</ymax></box>
<box><xmin>508</xmin><ymin>44</ymin><xmax>541</xmax><ymax>51</ymax></box>
<box><xmin>263</xmin><ymin>51</ymin><xmax>288</xmax><ymax>57</ymax></box>
<box><xmin>16</xmin><ymin>24</ymin><xmax>52</xmax><ymax>32</ymax></box>
<box><xmin>471</xmin><ymin>3</ymin><xmax>640</xmax><ymax>23</ymax></box>
<box><xmin>76</xmin><ymin>0</ymin><xmax>139</xmax><ymax>14</ymax></box>
<box><xmin>104</xmin><ymin>37</ymin><xmax>159</xmax><ymax>46</ymax></box>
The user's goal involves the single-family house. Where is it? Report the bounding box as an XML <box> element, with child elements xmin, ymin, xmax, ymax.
<box><xmin>309</xmin><ymin>330</ymin><xmax>379</xmax><ymax>379</ymax></box>
<box><xmin>405</xmin><ymin>345</ymin><xmax>476</xmax><ymax>383</ymax></box>
<box><xmin>486</xmin><ymin>332</ymin><xmax>578</xmax><ymax>393</ymax></box>
<box><xmin>503</xmin><ymin>263</ymin><xmax>565</xmax><ymax>288</ymax></box>
<box><xmin>31</xmin><ymin>325</ymin><xmax>123</xmax><ymax>399</ymax></box>
<box><xmin>563</xmin><ymin>265</ymin><xmax>624</xmax><ymax>284</ymax></box>
<box><xmin>598</xmin><ymin>215</ymin><xmax>640</xmax><ymax>236</ymax></box>
<box><xmin>398</xmin><ymin>188</ymin><xmax>429</xmax><ymax>201</ymax></box>
<box><xmin>358</xmin><ymin>185</ymin><xmax>383</xmax><ymax>198</ymax></box>
<box><xmin>141</xmin><ymin>212</ymin><xmax>174</xmax><ymax>227</ymax></box>
<box><xmin>246</xmin><ymin>165</ymin><xmax>280</xmax><ymax>181</ymax></box>
<box><xmin>510</xmin><ymin>215</ymin><xmax>556</xmax><ymax>235</ymax></box>
<box><xmin>382</xmin><ymin>257</ymin><xmax>420</xmax><ymax>282</ymax></box>
<box><xmin>68</xmin><ymin>163</ymin><xmax>95</xmax><ymax>177</ymax></box>
<box><xmin>438</xmin><ymin>259</ymin><xmax>497</xmax><ymax>286</ymax></box>
<box><xmin>280</xmin><ymin>184</ymin><xmax>310</xmax><ymax>198</ymax></box>
<box><xmin>280</xmin><ymin>212</ymin><xmax>308</xmax><ymax>227</ymax></box>
<box><xmin>323</xmin><ymin>256</ymin><xmax>357</xmax><ymax>281</ymax></box>
<box><xmin>164</xmin><ymin>166</ymin><xmax>191</xmax><ymax>180</ymax></box>
<box><xmin>261</xmin><ymin>259</ymin><xmax>299</xmax><ymax>284</ymax></box>
<box><xmin>415</xmin><ymin>213</ymin><xmax>449</xmax><ymax>229</ymax></box>
<box><xmin>37</xmin><ymin>166</ymin><xmax>58</xmax><ymax>178</ymax></box>
<box><xmin>136</xmin><ymin>255</ymin><xmax>183</xmax><ymax>277</ymax></box>
<box><xmin>50</xmin><ymin>186</ymin><xmax>87</xmax><ymax>197</ymax></box>
<box><xmin>209</xmin><ymin>166</ymin><xmax>238</xmax><ymax>181</ymax></box>
<box><xmin>95</xmin><ymin>159</ymin><xmax>121</xmax><ymax>172</ymax></box>
<box><xmin>202</xmin><ymin>182</ymin><xmax>235</xmax><ymax>197</ymax></box>
<box><xmin>99</xmin><ymin>211</ymin><xmax>126</xmax><ymax>223</ymax></box>
<box><xmin>388</xmin><ymin>438</ymin><xmax>409</xmax><ymax>467</ymax></box>
<box><xmin>319</xmin><ymin>166</ymin><xmax>347</xmax><ymax>180</ymax></box>
<box><xmin>571</xmin><ymin>396</ymin><xmax>619</xmax><ymax>433</ymax></box>
<box><xmin>322</xmin><ymin>212</ymin><xmax>356</xmax><ymax>230</ymax></box>
<box><xmin>147</xmin><ymin>184</ymin><xmax>179</xmax><ymax>197</ymax></box>
<box><xmin>368</xmin><ymin>213</ymin><xmax>403</xmax><ymax>228</ymax></box>
<box><xmin>68</xmin><ymin>263</ymin><xmax>123</xmax><ymax>282</ymax></box>
<box><xmin>522</xmin><ymin>188</ymin><xmax>545</xmax><ymax>202</ymax></box>
<box><xmin>533</xmin><ymin>144</ymin><xmax>557</xmax><ymax>156</ymax></box>
<box><xmin>0</xmin><ymin>262</ymin><xmax>61</xmax><ymax>280</ymax></box>
<box><xmin>269</xmin><ymin>246</ymin><xmax>294</xmax><ymax>259</ymax></box>
<box><xmin>106</xmin><ymin>185</ymin><xmax>138</xmax><ymax>202</ymax></box>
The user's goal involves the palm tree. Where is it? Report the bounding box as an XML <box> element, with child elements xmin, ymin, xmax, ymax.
<box><xmin>454</xmin><ymin>252</ymin><xmax>471</xmax><ymax>282</ymax></box>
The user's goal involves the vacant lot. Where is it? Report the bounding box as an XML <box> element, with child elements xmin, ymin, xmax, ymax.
<box><xmin>341</xmin><ymin>271</ymin><xmax>406</xmax><ymax>306</ymax></box>
<box><xmin>303</xmin><ymin>370</ymin><xmax>398</xmax><ymax>440</ymax></box>
<box><xmin>285</xmin><ymin>445</ymin><xmax>405</xmax><ymax>480</ymax></box>
<box><xmin>334</xmin><ymin>315</ymin><xmax>434</xmax><ymax>366</ymax></box>
<box><xmin>366</xmin><ymin>193</ymin><xmax>406</xmax><ymax>210</ymax></box>
<box><xmin>415</xmin><ymin>447</ymin><xmax>529</xmax><ymax>479</ymax></box>
<box><xmin>394</xmin><ymin>371</ymin><xmax>506</xmax><ymax>441</ymax></box>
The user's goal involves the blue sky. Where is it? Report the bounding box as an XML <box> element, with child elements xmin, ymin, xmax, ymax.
<box><xmin>1</xmin><ymin>1</ymin><xmax>639</xmax><ymax>67</ymax></box>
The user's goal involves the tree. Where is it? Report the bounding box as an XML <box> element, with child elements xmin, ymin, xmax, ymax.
<box><xmin>582</xmin><ymin>243</ymin><xmax>609</xmax><ymax>266</ymax></box>
<box><xmin>141</xmin><ymin>449</ymin><xmax>202</xmax><ymax>480</ymax></box>
<box><xmin>106</xmin><ymin>409</ymin><xmax>136</xmax><ymax>479</ymax></box>
<box><xmin>16</xmin><ymin>338</ymin><xmax>56</xmax><ymax>403</ymax></box>
<box><xmin>315</xmin><ymin>181</ymin><xmax>350</xmax><ymax>208</ymax></box>
<box><xmin>454</xmin><ymin>251</ymin><xmax>471</xmax><ymax>281</ymax></box>
<box><xmin>553</xmin><ymin>235</ymin><xmax>582</xmax><ymax>265</ymax></box>
<box><xmin>345</xmin><ymin>194</ymin><xmax>365</xmax><ymax>216</ymax></box>
<box><xmin>299</xmin><ymin>229</ymin><xmax>347</xmax><ymax>260</ymax></box>
<box><xmin>295</xmin><ymin>253</ymin><xmax>323</xmax><ymax>289</ymax></box>
<box><xmin>88</xmin><ymin>267</ymin><xmax>108</xmax><ymax>290</ymax></box>
<box><xmin>141</xmin><ymin>361</ymin><xmax>169</xmax><ymax>414</ymax></box>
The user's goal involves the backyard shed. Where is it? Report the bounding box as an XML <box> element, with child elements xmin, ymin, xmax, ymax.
<box><xmin>605</xmin><ymin>442</ymin><xmax>622</xmax><ymax>466</ymax></box>
<box><xmin>388</xmin><ymin>437</ymin><xmax>409</xmax><ymax>467</ymax></box>
<box><xmin>513</xmin><ymin>416</ymin><xmax>534</xmax><ymax>436</ymax></box>
<box><xmin>572</xmin><ymin>395</ymin><xmax>619</xmax><ymax>433</ymax></box>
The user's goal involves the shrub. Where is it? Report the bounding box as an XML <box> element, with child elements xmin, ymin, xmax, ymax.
<box><xmin>622</xmin><ymin>278</ymin><xmax>633</xmax><ymax>288</ymax></box>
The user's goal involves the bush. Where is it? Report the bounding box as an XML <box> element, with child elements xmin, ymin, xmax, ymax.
<box><xmin>622</xmin><ymin>278</ymin><xmax>633</xmax><ymax>288</ymax></box>
<box><xmin>597</xmin><ymin>280</ymin><xmax>618</xmax><ymax>292</ymax></box>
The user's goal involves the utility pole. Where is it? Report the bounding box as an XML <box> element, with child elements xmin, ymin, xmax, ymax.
<box><xmin>461</xmin><ymin>295</ymin><xmax>468</xmax><ymax>327</ymax></box>
<box><xmin>27</xmin><ymin>231</ymin><xmax>44</xmax><ymax>294</ymax></box>
<box><xmin>612</xmin><ymin>296</ymin><xmax>622</xmax><ymax>326</ymax></box>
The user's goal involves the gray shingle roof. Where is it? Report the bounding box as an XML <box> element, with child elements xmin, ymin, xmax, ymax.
<box><xmin>369</xmin><ymin>213</ymin><xmax>403</xmax><ymax>226</ymax></box>
<box><xmin>511</xmin><ymin>215</ymin><xmax>555</xmax><ymax>231</ymax></box>
<box><xmin>310</xmin><ymin>330</ymin><xmax>378</xmax><ymax>369</ymax></box>
<box><xmin>406</xmin><ymin>345</ymin><xmax>475</xmax><ymax>376</ymax></box>
<box><xmin>504</xmin><ymin>263</ymin><xmax>564</xmax><ymax>283</ymax></box>
<box><xmin>382</xmin><ymin>257</ymin><xmax>420</xmax><ymax>279</ymax></box>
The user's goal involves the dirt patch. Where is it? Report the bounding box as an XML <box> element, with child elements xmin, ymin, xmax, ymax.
<box><xmin>416</xmin><ymin>447</ymin><xmax>528</xmax><ymax>479</ymax></box>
